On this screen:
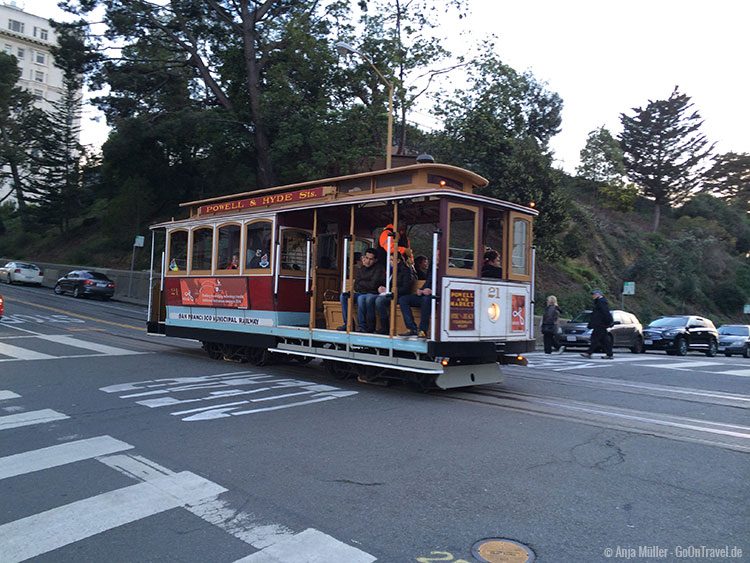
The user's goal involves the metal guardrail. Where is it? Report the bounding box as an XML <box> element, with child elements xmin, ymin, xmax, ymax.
<box><xmin>0</xmin><ymin>257</ymin><xmax>152</xmax><ymax>305</ymax></box>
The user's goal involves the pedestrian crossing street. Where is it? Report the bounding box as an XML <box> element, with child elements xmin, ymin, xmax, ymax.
<box><xmin>0</xmin><ymin>332</ymin><xmax>144</xmax><ymax>362</ymax></box>
<box><xmin>525</xmin><ymin>351</ymin><xmax>750</xmax><ymax>377</ymax></box>
<box><xmin>0</xmin><ymin>390</ymin><xmax>376</xmax><ymax>563</ymax></box>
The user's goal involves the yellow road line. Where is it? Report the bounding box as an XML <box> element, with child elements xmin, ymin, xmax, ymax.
<box><xmin>8</xmin><ymin>298</ymin><xmax>143</xmax><ymax>331</ymax></box>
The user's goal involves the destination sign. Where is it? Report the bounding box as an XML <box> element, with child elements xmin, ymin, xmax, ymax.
<box><xmin>198</xmin><ymin>186</ymin><xmax>332</xmax><ymax>215</ymax></box>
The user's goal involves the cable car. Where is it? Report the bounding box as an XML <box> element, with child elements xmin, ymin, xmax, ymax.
<box><xmin>146</xmin><ymin>161</ymin><xmax>536</xmax><ymax>389</ymax></box>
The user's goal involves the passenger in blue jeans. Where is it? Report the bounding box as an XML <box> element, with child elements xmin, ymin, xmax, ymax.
<box><xmin>398</xmin><ymin>259</ymin><xmax>433</xmax><ymax>338</ymax></box>
<box><xmin>375</xmin><ymin>250</ymin><xmax>416</xmax><ymax>334</ymax></box>
<box><xmin>338</xmin><ymin>248</ymin><xmax>385</xmax><ymax>332</ymax></box>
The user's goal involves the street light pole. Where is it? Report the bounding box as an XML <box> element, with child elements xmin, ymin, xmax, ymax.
<box><xmin>335</xmin><ymin>41</ymin><xmax>393</xmax><ymax>169</ymax></box>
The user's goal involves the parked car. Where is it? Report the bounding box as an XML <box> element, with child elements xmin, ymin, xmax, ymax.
<box><xmin>54</xmin><ymin>270</ymin><xmax>115</xmax><ymax>300</ymax></box>
<box><xmin>559</xmin><ymin>309</ymin><xmax>644</xmax><ymax>353</ymax></box>
<box><xmin>0</xmin><ymin>293</ymin><xmax>4</xmax><ymax>318</ymax></box>
<box><xmin>642</xmin><ymin>315</ymin><xmax>719</xmax><ymax>356</ymax></box>
<box><xmin>718</xmin><ymin>325</ymin><xmax>750</xmax><ymax>358</ymax></box>
<box><xmin>0</xmin><ymin>261</ymin><xmax>44</xmax><ymax>286</ymax></box>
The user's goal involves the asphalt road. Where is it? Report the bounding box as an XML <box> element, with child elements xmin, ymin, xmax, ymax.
<box><xmin>1</xmin><ymin>283</ymin><xmax>748</xmax><ymax>563</ymax></box>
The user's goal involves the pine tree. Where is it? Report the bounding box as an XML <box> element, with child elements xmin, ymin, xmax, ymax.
<box><xmin>619</xmin><ymin>87</ymin><xmax>713</xmax><ymax>231</ymax></box>
<box><xmin>702</xmin><ymin>152</ymin><xmax>750</xmax><ymax>213</ymax></box>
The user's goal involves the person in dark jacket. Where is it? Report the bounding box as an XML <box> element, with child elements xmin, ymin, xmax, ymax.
<box><xmin>375</xmin><ymin>250</ymin><xmax>416</xmax><ymax>334</ymax></box>
<box><xmin>580</xmin><ymin>288</ymin><xmax>614</xmax><ymax>359</ymax></box>
<box><xmin>414</xmin><ymin>255</ymin><xmax>429</xmax><ymax>280</ymax></box>
<box><xmin>398</xmin><ymin>253</ymin><xmax>436</xmax><ymax>338</ymax></box>
<box><xmin>481</xmin><ymin>249</ymin><xmax>503</xmax><ymax>279</ymax></box>
<box><xmin>541</xmin><ymin>295</ymin><xmax>564</xmax><ymax>354</ymax></box>
<box><xmin>339</xmin><ymin>248</ymin><xmax>385</xmax><ymax>332</ymax></box>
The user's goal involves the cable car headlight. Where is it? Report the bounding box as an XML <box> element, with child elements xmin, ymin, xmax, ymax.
<box><xmin>487</xmin><ymin>302</ymin><xmax>500</xmax><ymax>322</ymax></box>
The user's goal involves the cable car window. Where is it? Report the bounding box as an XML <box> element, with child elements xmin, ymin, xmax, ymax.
<box><xmin>168</xmin><ymin>230</ymin><xmax>188</xmax><ymax>272</ymax></box>
<box><xmin>191</xmin><ymin>227</ymin><xmax>213</xmax><ymax>271</ymax></box>
<box><xmin>317</xmin><ymin>223</ymin><xmax>338</xmax><ymax>270</ymax></box>
<box><xmin>245</xmin><ymin>221</ymin><xmax>272</xmax><ymax>270</ymax></box>
<box><xmin>483</xmin><ymin>210</ymin><xmax>505</xmax><ymax>264</ymax></box>
<box><xmin>511</xmin><ymin>218</ymin><xmax>529</xmax><ymax>276</ymax></box>
<box><xmin>280</xmin><ymin>229</ymin><xmax>308</xmax><ymax>272</ymax></box>
<box><xmin>448</xmin><ymin>206</ymin><xmax>477</xmax><ymax>273</ymax></box>
<box><xmin>217</xmin><ymin>224</ymin><xmax>241</xmax><ymax>271</ymax></box>
<box><xmin>375</xmin><ymin>172</ymin><xmax>413</xmax><ymax>189</ymax></box>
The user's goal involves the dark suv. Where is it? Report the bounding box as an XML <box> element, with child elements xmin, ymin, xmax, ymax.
<box><xmin>559</xmin><ymin>309</ymin><xmax>644</xmax><ymax>353</ymax></box>
<box><xmin>642</xmin><ymin>315</ymin><xmax>719</xmax><ymax>356</ymax></box>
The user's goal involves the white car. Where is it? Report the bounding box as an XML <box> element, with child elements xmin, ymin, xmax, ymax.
<box><xmin>0</xmin><ymin>262</ymin><xmax>44</xmax><ymax>286</ymax></box>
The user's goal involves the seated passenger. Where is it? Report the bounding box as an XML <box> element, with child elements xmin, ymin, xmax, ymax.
<box><xmin>378</xmin><ymin>223</ymin><xmax>410</xmax><ymax>261</ymax></box>
<box><xmin>226</xmin><ymin>254</ymin><xmax>239</xmax><ymax>269</ymax></box>
<box><xmin>338</xmin><ymin>248</ymin><xmax>385</xmax><ymax>332</ymax></box>
<box><xmin>414</xmin><ymin>255</ymin><xmax>429</xmax><ymax>280</ymax></box>
<box><xmin>481</xmin><ymin>249</ymin><xmax>503</xmax><ymax>279</ymax></box>
<box><xmin>375</xmin><ymin>250</ymin><xmax>416</xmax><ymax>335</ymax></box>
<box><xmin>398</xmin><ymin>252</ymin><xmax>436</xmax><ymax>338</ymax></box>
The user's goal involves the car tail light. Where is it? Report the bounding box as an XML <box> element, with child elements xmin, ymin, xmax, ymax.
<box><xmin>14</xmin><ymin>268</ymin><xmax>20</xmax><ymax>273</ymax></box>
<box><xmin>107</xmin><ymin>283</ymin><xmax>115</xmax><ymax>288</ymax></box>
<box><xmin>84</xmin><ymin>279</ymin><xmax>95</xmax><ymax>285</ymax></box>
<box><xmin>38</xmin><ymin>270</ymin><xmax>43</xmax><ymax>275</ymax></box>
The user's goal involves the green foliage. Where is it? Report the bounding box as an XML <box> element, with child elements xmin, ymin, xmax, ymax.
<box><xmin>676</xmin><ymin>194</ymin><xmax>750</xmax><ymax>253</ymax></box>
<box><xmin>620</xmin><ymin>86</ymin><xmax>713</xmax><ymax>230</ymax></box>
<box><xmin>714</xmin><ymin>281</ymin><xmax>747</xmax><ymax>315</ymax></box>
<box><xmin>702</xmin><ymin>152</ymin><xmax>750</xmax><ymax>212</ymax></box>
<box><xmin>577</xmin><ymin>126</ymin><xmax>625</xmax><ymax>184</ymax></box>
<box><xmin>598</xmin><ymin>181</ymin><xmax>639</xmax><ymax>212</ymax></box>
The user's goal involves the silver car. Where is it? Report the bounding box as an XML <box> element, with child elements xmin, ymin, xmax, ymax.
<box><xmin>559</xmin><ymin>309</ymin><xmax>644</xmax><ymax>353</ymax></box>
<box><xmin>718</xmin><ymin>325</ymin><xmax>750</xmax><ymax>358</ymax></box>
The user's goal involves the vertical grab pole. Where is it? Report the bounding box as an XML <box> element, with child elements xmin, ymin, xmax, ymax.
<box><xmin>160</xmin><ymin>251</ymin><xmax>165</xmax><ymax>291</ymax></box>
<box><xmin>389</xmin><ymin>203</ymin><xmax>398</xmax><ymax>339</ymax></box>
<box><xmin>430</xmin><ymin>230</ymin><xmax>439</xmax><ymax>342</ymax></box>
<box><xmin>304</xmin><ymin>239</ymin><xmax>312</xmax><ymax>294</ymax></box>
<box><xmin>530</xmin><ymin>245</ymin><xmax>537</xmax><ymax>342</ymax></box>
<box><xmin>346</xmin><ymin>206</ymin><xmax>356</xmax><ymax>339</ymax></box>
<box><xmin>147</xmin><ymin>230</ymin><xmax>156</xmax><ymax>323</ymax></box>
<box><xmin>308</xmin><ymin>210</ymin><xmax>318</xmax><ymax>338</ymax></box>
<box><xmin>273</xmin><ymin>239</ymin><xmax>281</xmax><ymax>297</ymax></box>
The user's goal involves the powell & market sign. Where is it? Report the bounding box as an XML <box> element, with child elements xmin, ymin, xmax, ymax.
<box><xmin>198</xmin><ymin>186</ymin><xmax>333</xmax><ymax>215</ymax></box>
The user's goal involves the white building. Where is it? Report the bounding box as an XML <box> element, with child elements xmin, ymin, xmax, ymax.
<box><xmin>0</xmin><ymin>0</ymin><xmax>70</xmax><ymax>111</ymax></box>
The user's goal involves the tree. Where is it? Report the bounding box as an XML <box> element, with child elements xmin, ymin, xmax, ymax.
<box><xmin>64</xmin><ymin>0</ymin><xmax>352</xmax><ymax>190</ymax></box>
<box><xmin>702</xmin><ymin>152</ymin><xmax>750</xmax><ymax>213</ymax></box>
<box><xmin>577</xmin><ymin>126</ymin><xmax>625</xmax><ymax>184</ymax></box>
<box><xmin>0</xmin><ymin>52</ymin><xmax>45</xmax><ymax>228</ymax></box>
<box><xmin>428</xmin><ymin>50</ymin><xmax>566</xmax><ymax>258</ymax></box>
<box><xmin>619</xmin><ymin>86</ymin><xmax>713</xmax><ymax>231</ymax></box>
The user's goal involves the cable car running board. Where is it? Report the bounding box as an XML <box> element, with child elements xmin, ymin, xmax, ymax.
<box><xmin>268</xmin><ymin>344</ymin><xmax>444</xmax><ymax>375</ymax></box>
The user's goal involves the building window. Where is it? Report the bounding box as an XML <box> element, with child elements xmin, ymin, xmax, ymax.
<box><xmin>34</xmin><ymin>70</ymin><xmax>44</xmax><ymax>83</ymax></box>
<box><xmin>33</xmin><ymin>89</ymin><xmax>44</xmax><ymax>100</ymax></box>
<box><xmin>8</xmin><ymin>19</ymin><xmax>24</xmax><ymax>33</ymax></box>
<box><xmin>16</xmin><ymin>47</ymin><xmax>24</xmax><ymax>59</ymax></box>
<box><xmin>34</xmin><ymin>51</ymin><xmax>45</xmax><ymax>65</ymax></box>
<box><xmin>40</xmin><ymin>28</ymin><xmax>48</xmax><ymax>41</ymax></box>
<box><xmin>3</xmin><ymin>44</ymin><xmax>11</xmax><ymax>54</ymax></box>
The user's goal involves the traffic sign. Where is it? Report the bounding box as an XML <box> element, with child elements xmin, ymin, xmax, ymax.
<box><xmin>623</xmin><ymin>281</ymin><xmax>635</xmax><ymax>295</ymax></box>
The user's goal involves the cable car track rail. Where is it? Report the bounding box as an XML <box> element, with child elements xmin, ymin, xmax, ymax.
<box><xmin>442</xmin><ymin>386</ymin><xmax>750</xmax><ymax>453</ymax></box>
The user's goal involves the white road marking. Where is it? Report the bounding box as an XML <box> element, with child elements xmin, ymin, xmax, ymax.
<box><xmin>0</xmin><ymin>341</ymin><xmax>55</xmax><ymax>360</ymax></box>
<box><xmin>0</xmin><ymin>436</ymin><xmax>133</xmax><ymax>480</ymax></box>
<box><xmin>0</xmin><ymin>409</ymin><xmax>69</xmax><ymax>430</ymax></box>
<box><xmin>0</xmin><ymin>390</ymin><xmax>21</xmax><ymax>401</ymax></box>
<box><xmin>234</xmin><ymin>528</ymin><xmax>377</xmax><ymax>563</ymax></box>
<box><xmin>101</xmin><ymin>453</ymin><xmax>375</xmax><ymax>561</ymax></box>
<box><xmin>0</xmin><ymin>471</ymin><xmax>226</xmax><ymax>563</ymax></box>
<box><xmin>36</xmin><ymin>334</ymin><xmax>142</xmax><ymax>356</ymax></box>
<box><xmin>711</xmin><ymin>369</ymin><xmax>750</xmax><ymax>377</ymax></box>
<box><xmin>637</xmin><ymin>361</ymin><xmax>720</xmax><ymax>370</ymax></box>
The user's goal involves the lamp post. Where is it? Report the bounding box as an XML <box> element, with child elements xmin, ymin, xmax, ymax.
<box><xmin>335</xmin><ymin>41</ymin><xmax>394</xmax><ymax>169</ymax></box>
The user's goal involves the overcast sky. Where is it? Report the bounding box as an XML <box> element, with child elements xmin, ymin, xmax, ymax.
<box><xmin>25</xmin><ymin>0</ymin><xmax>750</xmax><ymax>173</ymax></box>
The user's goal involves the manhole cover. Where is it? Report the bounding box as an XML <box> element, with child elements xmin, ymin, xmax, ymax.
<box><xmin>471</xmin><ymin>538</ymin><xmax>535</xmax><ymax>563</ymax></box>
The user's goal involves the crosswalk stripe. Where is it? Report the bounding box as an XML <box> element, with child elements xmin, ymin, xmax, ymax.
<box><xmin>234</xmin><ymin>528</ymin><xmax>376</xmax><ymax>563</ymax></box>
<box><xmin>0</xmin><ymin>342</ymin><xmax>55</xmax><ymax>360</ymax></box>
<box><xmin>36</xmin><ymin>334</ymin><xmax>142</xmax><ymax>356</ymax></box>
<box><xmin>0</xmin><ymin>390</ymin><xmax>21</xmax><ymax>401</ymax></box>
<box><xmin>713</xmin><ymin>369</ymin><xmax>750</xmax><ymax>377</ymax></box>
<box><xmin>0</xmin><ymin>471</ymin><xmax>227</xmax><ymax>563</ymax></box>
<box><xmin>0</xmin><ymin>409</ymin><xmax>69</xmax><ymax>431</ymax></box>
<box><xmin>0</xmin><ymin>436</ymin><xmax>133</xmax><ymax>481</ymax></box>
<box><xmin>637</xmin><ymin>361</ymin><xmax>719</xmax><ymax>370</ymax></box>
